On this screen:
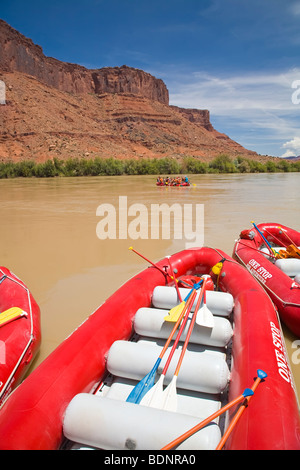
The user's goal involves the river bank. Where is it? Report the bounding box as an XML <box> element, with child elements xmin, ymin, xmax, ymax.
<box><xmin>1</xmin><ymin>154</ymin><xmax>300</xmax><ymax>178</ymax></box>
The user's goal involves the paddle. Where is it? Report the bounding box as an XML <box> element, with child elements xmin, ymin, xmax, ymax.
<box><xmin>164</xmin><ymin>279</ymin><xmax>202</xmax><ymax>323</ymax></box>
<box><xmin>161</xmin><ymin>279</ymin><xmax>207</xmax><ymax>412</ymax></box>
<box><xmin>195</xmin><ymin>279</ymin><xmax>214</xmax><ymax>328</ymax></box>
<box><xmin>251</xmin><ymin>221</ymin><xmax>279</xmax><ymax>258</ymax></box>
<box><xmin>161</xmin><ymin>387</ymin><xmax>254</xmax><ymax>450</ymax></box>
<box><xmin>126</xmin><ymin>291</ymin><xmax>196</xmax><ymax>404</ymax></box>
<box><xmin>0</xmin><ymin>307</ymin><xmax>27</xmax><ymax>328</ymax></box>
<box><xmin>216</xmin><ymin>369</ymin><xmax>267</xmax><ymax>450</ymax></box>
<box><xmin>140</xmin><ymin>289</ymin><xmax>198</xmax><ymax>407</ymax></box>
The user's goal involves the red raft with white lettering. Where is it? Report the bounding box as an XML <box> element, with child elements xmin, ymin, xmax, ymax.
<box><xmin>0</xmin><ymin>267</ymin><xmax>41</xmax><ymax>406</ymax></box>
<box><xmin>233</xmin><ymin>223</ymin><xmax>300</xmax><ymax>337</ymax></box>
<box><xmin>0</xmin><ymin>248</ymin><xmax>299</xmax><ymax>450</ymax></box>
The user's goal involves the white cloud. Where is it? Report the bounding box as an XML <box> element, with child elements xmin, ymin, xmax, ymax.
<box><xmin>281</xmin><ymin>137</ymin><xmax>300</xmax><ymax>157</ymax></box>
<box><xmin>290</xmin><ymin>2</ymin><xmax>300</xmax><ymax>16</ymax></box>
<box><xmin>166</xmin><ymin>67</ymin><xmax>300</xmax><ymax>156</ymax></box>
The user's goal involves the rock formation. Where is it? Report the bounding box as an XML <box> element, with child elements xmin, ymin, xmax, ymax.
<box><xmin>0</xmin><ymin>19</ymin><xmax>168</xmax><ymax>104</ymax></box>
<box><xmin>0</xmin><ymin>19</ymin><xmax>259</xmax><ymax>162</ymax></box>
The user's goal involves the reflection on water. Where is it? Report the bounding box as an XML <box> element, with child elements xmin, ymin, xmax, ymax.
<box><xmin>0</xmin><ymin>173</ymin><xmax>299</xmax><ymax>397</ymax></box>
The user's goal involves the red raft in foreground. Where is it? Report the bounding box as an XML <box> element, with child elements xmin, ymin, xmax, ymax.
<box><xmin>233</xmin><ymin>223</ymin><xmax>300</xmax><ymax>337</ymax></box>
<box><xmin>0</xmin><ymin>267</ymin><xmax>41</xmax><ymax>406</ymax></box>
<box><xmin>0</xmin><ymin>248</ymin><xmax>299</xmax><ymax>450</ymax></box>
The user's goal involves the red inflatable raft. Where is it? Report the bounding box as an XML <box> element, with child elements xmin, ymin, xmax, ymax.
<box><xmin>0</xmin><ymin>248</ymin><xmax>299</xmax><ymax>450</ymax></box>
<box><xmin>0</xmin><ymin>267</ymin><xmax>41</xmax><ymax>406</ymax></box>
<box><xmin>233</xmin><ymin>223</ymin><xmax>300</xmax><ymax>337</ymax></box>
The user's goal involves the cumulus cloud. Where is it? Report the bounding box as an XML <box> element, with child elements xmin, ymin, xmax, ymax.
<box><xmin>281</xmin><ymin>137</ymin><xmax>300</xmax><ymax>157</ymax></box>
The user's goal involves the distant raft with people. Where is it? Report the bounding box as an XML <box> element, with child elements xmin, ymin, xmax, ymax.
<box><xmin>156</xmin><ymin>176</ymin><xmax>191</xmax><ymax>187</ymax></box>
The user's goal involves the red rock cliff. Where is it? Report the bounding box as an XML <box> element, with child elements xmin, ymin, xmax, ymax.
<box><xmin>0</xmin><ymin>19</ymin><xmax>169</xmax><ymax>104</ymax></box>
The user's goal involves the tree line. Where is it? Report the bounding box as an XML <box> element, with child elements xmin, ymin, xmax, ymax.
<box><xmin>0</xmin><ymin>154</ymin><xmax>299</xmax><ymax>178</ymax></box>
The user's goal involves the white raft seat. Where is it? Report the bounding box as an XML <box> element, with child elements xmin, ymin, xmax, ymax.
<box><xmin>63</xmin><ymin>394</ymin><xmax>221</xmax><ymax>450</ymax></box>
<box><xmin>63</xmin><ymin>284</ymin><xmax>232</xmax><ymax>450</ymax></box>
<box><xmin>275</xmin><ymin>258</ymin><xmax>300</xmax><ymax>278</ymax></box>
<box><xmin>152</xmin><ymin>286</ymin><xmax>234</xmax><ymax>317</ymax></box>
<box><xmin>134</xmin><ymin>307</ymin><xmax>233</xmax><ymax>348</ymax></box>
<box><xmin>106</xmin><ymin>340</ymin><xmax>229</xmax><ymax>394</ymax></box>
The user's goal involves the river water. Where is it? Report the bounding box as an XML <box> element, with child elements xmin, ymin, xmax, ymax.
<box><xmin>0</xmin><ymin>172</ymin><xmax>299</xmax><ymax>397</ymax></box>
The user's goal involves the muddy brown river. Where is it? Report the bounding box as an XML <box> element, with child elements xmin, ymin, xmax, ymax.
<box><xmin>0</xmin><ymin>172</ymin><xmax>299</xmax><ymax>399</ymax></box>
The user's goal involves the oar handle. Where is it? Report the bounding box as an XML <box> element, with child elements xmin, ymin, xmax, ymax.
<box><xmin>216</xmin><ymin>369</ymin><xmax>267</xmax><ymax>450</ymax></box>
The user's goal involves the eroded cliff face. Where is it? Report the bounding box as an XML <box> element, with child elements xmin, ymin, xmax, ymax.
<box><xmin>0</xmin><ymin>20</ymin><xmax>169</xmax><ymax>104</ymax></box>
<box><xmin>0</xmin><ymin>19</ymin><xmax>258</xmax><ymax>162</ymax></box>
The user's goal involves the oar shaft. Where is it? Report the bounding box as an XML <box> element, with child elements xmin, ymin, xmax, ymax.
<box><xmin>162</xmin><ymin>290</ymin><xmax>197</xmax><ymax>375</ymax></box>
<box><xmin>251</xmin><ymin>221</ymin><xmax>275</xmax><ymax>255</ymax></box>
<box><xmin>278</xmin><ymin>226</ymin><xmax>298</xmax><ymax>247</ymax></box>
<box><xmin>129</xmin><ymin>247</ymin><xmax>191</xmax><ymax>287</ymax></box>
<box><xmin>167</xmin><ymin>256</ymin><xmax>182</xmax><ymax>302</ymax></box>
<box><xmin>159</xmin><ymin>290</ymin><xmax>195</xmax><ymax>359</ymax></box>
<box><xmin>174</xmin><ymin>279</ymin><xmax>206</xmax><ymax>376</ymax></box>
<box><xmin>215</xmin><ymin>375</ymin><xmax>262</xmax><ymax>450</ymax></box>
<box><xmin>129</xmin><ymin>247</ymin><xmax>167</xmax><ymax>276</ymax></box>
<box><xmin>161</xmin><ymin>393</ymin><xmax>245</xmax><ymax>450</ymax></box>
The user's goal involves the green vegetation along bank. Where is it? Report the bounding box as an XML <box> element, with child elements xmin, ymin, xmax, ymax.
<box><xmin>0</xmin><ymin>155</ymin><xmax>299</xmax><ymax>178</ymax></box>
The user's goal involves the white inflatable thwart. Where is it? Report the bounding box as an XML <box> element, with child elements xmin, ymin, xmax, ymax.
<box><xmin>152</xmin><ymin>286</ymin><xmax>234</xmax><ymax>317</ymax></box>
<box><xmin>134</xmin><ymin>307</ymin><xmax>233</xmax><ymax>348</ymax></box>
<box><xmin>106</xmin><ymin>340</ymin><xmax>229</xmax><ymax>394</ymax></box>
<box><xmin>63</xmin><ymin>394</ymin><xmax>221</xmax><ymax>450</ymax></box>
<box><xmin>275</xmin><ymin>258</ymin><xmax>300</xmax><ymax>278</ymax></box>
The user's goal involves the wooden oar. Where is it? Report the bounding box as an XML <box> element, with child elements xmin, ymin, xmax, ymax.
<box><xmin>161</xmin><ymin>388</ymin><xmax>254</xmax><ymax>450</ymax></box>
<box><xmin>164</xmin><ymin>279</ymin><xmax>202</xmax><ymax>323</ymax></box>
<box><xmin>216</xmin><ymin>369</ymin><xmax>267</xmax><ymax>450</ymax></box>
<box><xmin>161</xmin><ymin>279</ymin><xmax>207</xmax><ymax>412</ymax></box>
<box><xmin>126</xmin><ymin>291</ymin><xmax>196</xmax><ymax>404</ymax></box>
<box><xmin>141</xmin><ymin>289</ymin><xmax>197</xmax><ymax>407</ymax></box>
<box><xmin>195</xmin><ymin>281</ymin><xmax>214</xmax><ymax>328</ymax></box>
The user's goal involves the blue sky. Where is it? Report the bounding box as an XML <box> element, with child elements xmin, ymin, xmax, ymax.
<box><xmin>1</xmin><ymin>0</ymin><xmax>300</xmax><ymax>157</ymax></box>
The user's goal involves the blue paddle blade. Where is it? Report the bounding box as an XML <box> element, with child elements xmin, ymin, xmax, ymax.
<box><xmin>242</xmin><ymin>388</ymin><xmax>254</xmax><ymax>397</ymax></box>
<box><xmin>126</xmin><ymin>358</ymin><xmax>161</xmax><ymax>404</ymax></box>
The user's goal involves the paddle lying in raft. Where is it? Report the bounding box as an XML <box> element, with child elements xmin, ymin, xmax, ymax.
<box><xmin>216</xmin><ymin>369</ymin><xmax>267</xmax><ymax>450</ymax></box>
<box><xmin>126</xmin><ymin>290</ymin><xmax>197</xmax><ymax>405</ymax></box>
<box><xmin>162</xmin><ymin>279</ymin><xmax>208</xmax><ymax>412</ymax></box>
<box><xmin>164</xmin><ymin>279</ymin><xmax>202</xmax><ymax>323</ymax></box>
<box><xmin>161</xmin><ymin>369</ymin><xmax>267</xmax><ymax>450</ymax></box>
<box><xmin>140</xmin><ymin>289</ymin><xmax>198</xmax><ymax>408</ymax></box>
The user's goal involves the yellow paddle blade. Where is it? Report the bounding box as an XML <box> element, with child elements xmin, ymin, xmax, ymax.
<box><xmin>0</xmin><ymin>307</ymin><xmax>27</xmax><ymax>327</ymax></box>
<box><xmin>211</xmin><ymin>262</ymin><xmax>223</xmax><ymax>275</ymax></box>
<box><xmin>164</xmin><ymin>301</ymin><xmax>186</xmax><ymax>323</ymax></box>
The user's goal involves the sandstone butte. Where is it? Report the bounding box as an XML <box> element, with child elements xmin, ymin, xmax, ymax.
<box><xmin>0</xmin><ymin>19</ymin><xmax>266</xmax><ymax>163</ymax></box>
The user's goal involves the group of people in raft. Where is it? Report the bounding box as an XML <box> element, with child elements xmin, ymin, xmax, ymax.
<box><xmin>156</xmin><ymin>175</ymin><xmax>190</xmax><ymax>186</ymax></box>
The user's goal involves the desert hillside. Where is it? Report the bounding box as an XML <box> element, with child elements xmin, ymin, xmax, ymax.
<box><xmin>0</xmin><ymin>19</ymin><xmax>261</xmax><ymax>163</ymax></box>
